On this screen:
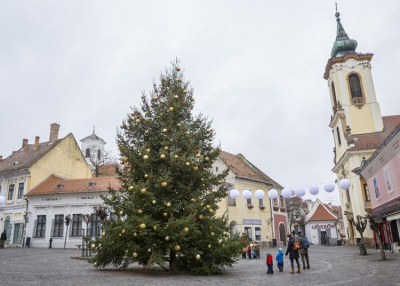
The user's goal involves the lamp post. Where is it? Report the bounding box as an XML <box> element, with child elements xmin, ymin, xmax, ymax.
<box><xmin>22</xmin><ymin>197</ymin><xmax>29</xmax><ymax>247</ymax></box>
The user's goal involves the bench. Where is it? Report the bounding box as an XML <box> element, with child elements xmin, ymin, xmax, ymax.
<box><xmin>76</xmin><ymin>244</ymin><xmax>82</xmax><ymax>250</ymax></box>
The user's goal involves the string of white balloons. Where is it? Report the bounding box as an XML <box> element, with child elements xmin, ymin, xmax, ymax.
<box><xmin>0</xmin><ymin>195</ymin><xmax>5</xmax><ymax>206</ymax></box>
<box><xmin>229</xmin><ymin>179</ymin><xmax>351</xmax><ymax>200</ymax></box>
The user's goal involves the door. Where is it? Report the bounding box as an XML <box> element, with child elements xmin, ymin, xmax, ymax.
<box><xmin>321</xmin><ymin>231</ymin><xmax>327</xmax><ymax>244</ymax></box>
<box><xmin>279</xmin><ymin>223</ymin><xmax>286</xmax><ymax>246</ymax></box>
<box><xmin>244</xmin><ymin>226</ymin><xmax>252</xmax><ymax>241</ymax></box>
<box><xmin>13</xmin><ymin>223</ymin><xmax>22</xmax><ymax>244</ymax></box>
<box><xmin>4</xmin><ymin>216</ymin><xmax>12</xmax><ymax>245</ymax></box>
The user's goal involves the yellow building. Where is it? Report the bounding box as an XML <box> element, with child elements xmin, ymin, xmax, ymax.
<box><xmin>0</xmin><ymin>123</ymin><xmax>91</xmax><ymax>246</ymax></box>
<box><xmin>215</xmin><ymin>151</ymin><xmax>287</xmax><ymax>246</ymax></box>
<box><xmin>324</xmin><ymin>11</ymin><xmax>400</xmax><ymax>245</ymax></box>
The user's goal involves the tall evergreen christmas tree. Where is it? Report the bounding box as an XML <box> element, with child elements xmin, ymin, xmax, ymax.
<box><xmin>91</xmin><ymin>60</ymin><xmax>241</xmax><ymax>275</ymax></box>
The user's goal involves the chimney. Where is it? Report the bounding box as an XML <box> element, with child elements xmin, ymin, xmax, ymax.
<box><xmin>34</xmin><ymin>136</ymin><xmax>40</xmax><ymax>148</ymax></box>
<box><xmin>328</xmin><ymin>203</ymin><xmax>332</xmax><ymax>208</ymax></box>
<box><xmin>0</xmin><ymin>155</ymin><xmax>3</xmax><ymax>160</ymax></box>
<box><xmin>49</xmin><ymin>123</ymin><xmax>60</xmax><ymax>143</ymax></box>
<box><xmin>22</xmin><ymin>139</ymin><xmax>29</xmax><ymax>150</ymax></box>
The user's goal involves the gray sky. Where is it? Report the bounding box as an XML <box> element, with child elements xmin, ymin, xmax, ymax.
<box><xmin>1</xmin><ymin>1</ymin><xmax>400</xmax><ymax>205</ymax></box>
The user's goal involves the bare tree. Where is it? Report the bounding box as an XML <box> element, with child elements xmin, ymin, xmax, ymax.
<box><xmin>349</xmin><ymin>215</ymin><xmax>368</xmax><ymax>255</ymax></box>
<box><xmin>87</xmin><ymin>146</ymin><xmax>116</xmax><ymax>178</ymax></box>
<box><xmin>286</xmin><ymin>196</ymin><xmax>309</xmax><ymax>234</ymax></box>
<box><xmin>93</xmin><ymin>205</ymin><xmax>109</xmax><ymax>230</ymax></box>
<box><xmin>64</xmin><ymin>214</ymin><xmax>71</xmax><ymax>249</ymax></box>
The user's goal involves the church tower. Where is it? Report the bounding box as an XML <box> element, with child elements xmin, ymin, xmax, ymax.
<box><xmin>324</xmin><ymin>10</ymin><xmax>384</xmax><ymax>246</ymax></box>
<box><xmin>80</xmin><ymin>127</ymin><xmax>106</xmax><ymax>165</ymax></box>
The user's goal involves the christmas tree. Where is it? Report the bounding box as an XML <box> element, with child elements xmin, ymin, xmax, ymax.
<box><xmin>90</xmin><ymin>60</ymin><xmax>241</xmax><ymax>275</ymax></box>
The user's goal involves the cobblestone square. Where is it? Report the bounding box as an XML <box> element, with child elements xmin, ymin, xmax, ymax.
<box><xmin>1</xmin><ymin>245</ymin><xmax>399</xmax><ymax>286</ymax></box>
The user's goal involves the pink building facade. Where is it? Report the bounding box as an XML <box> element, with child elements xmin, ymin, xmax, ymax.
<box><xmin>360</xmin><ymin>124</ymin><xmax>400</xmax><ymax>252</ymax></box>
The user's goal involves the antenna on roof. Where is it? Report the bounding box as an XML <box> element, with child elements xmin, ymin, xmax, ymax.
<box><xmin>335</xmin><ymin>2</ymin><xmax>338</xmax><ymax>12</ymax></box>
<box><xmin>93</xmin><ymin>126</ymin><xmax>95</xmax><ymax>134</ymax></box>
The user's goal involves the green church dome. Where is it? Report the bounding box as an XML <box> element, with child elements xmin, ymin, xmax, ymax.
<box><xmin>330</xmin><ymin>12</ymin><xmax>358</xmax><ymax>58</ymax></box>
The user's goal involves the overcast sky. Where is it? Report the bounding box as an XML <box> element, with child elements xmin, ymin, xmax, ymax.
<box><xmin>1</xmin><ymin>1</ymin><xmax>400</xmax><ymax>205</ymax></box>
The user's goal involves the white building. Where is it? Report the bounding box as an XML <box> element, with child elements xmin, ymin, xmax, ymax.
<box><xmin>80</xmin><ymin>129</ymin><xmax>107</xmax><ymax>165</ymax></box>
<box><xmin>25</xmin><ymin>175</ymin><xmax>119</xmax><ymax>248</ymax></box>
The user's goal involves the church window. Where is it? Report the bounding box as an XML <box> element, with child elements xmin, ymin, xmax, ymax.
<box><xmin>348</xmin><ymin>74</ymin><xmax>363</xmax><ymax>98</ymax></box>
<box><xmin>336</xmin><ymin>127</ymin><xmax>342</xmax><ymax>145</ymax></box>
<box><xmin>331</xmin><ymin>82</ymin><xmax>337</xmax><ymax>108</ymax></box>
<box><xmin>97</xmin><ymin>149</ymin><xmax>101</xmax><ymax>160</ymax></box>
<box><xmin>85</xmin><ymin>148</ymin><xmax>90</xmax><ymax>158</ymax></box>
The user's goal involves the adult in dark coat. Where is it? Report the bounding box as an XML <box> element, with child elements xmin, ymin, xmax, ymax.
<box><xmin>1</xmin><ymin>230</ymin><xmax>7</xmax><ymax>249</ymax></box>
<box><xmin>298</xmin><ymin>231</ymin><xmax>310</xmax><ymax>269</ymax></box>
<box><xmin>285</xmin><ymin>233</ymin><xmax>301</xmax><ymax>274</ymax></box>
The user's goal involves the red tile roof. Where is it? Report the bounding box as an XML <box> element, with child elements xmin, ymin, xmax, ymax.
<box><xmin>324</xmin><ymin>204</ymin><xmax>343</xmax><ymax>219</ymax></box>
<box><xmin>350</xmin><ymin>115</ymin><xmax>400</xmax><ymax>151</ymax></box>
<box><xmin>93</xmin><ymin>164</ymin><xmax>118</xmax><ymax>178</ymax></box>
<box><xmin>27</xmin><ymin>175</ymin><xmax>120</xmax><ymax>196</ymax></box>
<box><xmin>309</xmin><ymin>204</ymin><xmax>338</xmax><ymax>221</ymax></box>
<box><xmin>219</xmin><ymin>151</ymin><xmax>283</xmax><ymax>188</ymax></box>
<box><xmin>0</xmin><ymin>139</ymin><xmax>63</xmax><ymax>173</ymax></box>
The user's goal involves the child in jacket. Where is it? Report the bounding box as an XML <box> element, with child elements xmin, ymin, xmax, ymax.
<box><xmin>276</xmin><ymin>248</ymin><xmax>284</xmax><ymax>272</ymax></box>
<box><xmin>266</xmin><ymin>253</ymin><xmax>274</xmax><ymax>274</ymax></box>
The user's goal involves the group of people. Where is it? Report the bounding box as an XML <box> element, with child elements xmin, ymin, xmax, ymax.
<box><xmin>266</xmin><ymin>231</ymin><xmax>310</xmax><ymax>274</ymax></box>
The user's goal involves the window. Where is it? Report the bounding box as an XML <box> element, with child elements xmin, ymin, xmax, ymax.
<box><xmin>363</xmin><ymin>183</ymin><xmax>370</xmax><ymax>202</ymax></box>
<box><xmin>331</xmin><ymin>82</ymin><xmax>338</xmax><ymax>108</ymax></box>
<box><xmin>349</xmin><ymin>74</ymin><xmax>363</xmax><ymax>98</ymax></box>
<box><xmin>255</xmin><ymin>227</ymin><xmax>261</xmax><ymax>241</ymax></box>
<box><xmin>71</xmin><ymin>214</ymin><xmax>83</xmax><ymax>237</ymax></box>
<box><xmin>97</xmin><ymin>149</ymin><xmax>101</xmax><ymax>160</ymax></box>
<box><xmin>228</xmin><ymin>194</ymin><xmax>236</xmax><ymax>206</ymax></box>
<box><xmin>34</xmin><ymin>215</ymin><xmax>46</xmax><ymax>237</ymax></box>
<box><xmin>7</xmin><ymin>184</ymin><xmax>14</xmax><ymax>200</ymax></box>
<box><xmin>336</xmin><ymin>127</ymin><xmax>342</xmax><ymax>145</ymax></box>
<box><xmin>85</xmin><ymin>148</ymin><xmax>90</xmax><ymax>158</ymax></box>
<box><xmin>17</xmin><ymin>183</ymin><xmax>24</xmax><ymax>199</ymax></box>
<box><xmin>244</xmin><ymin>226</ymin><xmax>252</xmax><ymax>240</ymax></box>
<box><xmin>52</xmin><ymin>215</ymin><xmax>64</xmax><ymax>237</ymax></box>
<box><xmin>273</xmin><ymin>198</ymin><xmax>279</xmax><ymax>207</ymax></box>
<box><xmin>384</xmin><ymin>166</ymin><xmax>393</xmax><ymax>192</ymax></box>
<box><xmin>90</xmin><ymin>214</ymin><xmax>102</xmax><ymax>236</ymax></box>
<box><xmin>280</xmin><ymin>195</ymin><xmax>285</xmax><ymax>208</ymax></box>
<box><xmin>373</xmin><ymin>177</ymin><xmax>380</xmax><ymax>199</ymax></box>
<box><xmin>258</xmin><ymin>199</ymin><xmax>264</xmax><ymax>207</ymax></box>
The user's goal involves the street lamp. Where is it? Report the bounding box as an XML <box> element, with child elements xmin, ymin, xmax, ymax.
<box><xmin>22</xmin><ymin>197</ymin><xmax>29</xmax><ymax>247</ymax></box>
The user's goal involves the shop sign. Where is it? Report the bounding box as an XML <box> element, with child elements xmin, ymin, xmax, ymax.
<box><xmin>311</xmin><ymin>224</ymin><xmax>335</xmax><ymax>230</ymax></box>
<box><xmin>242</xmin><ymin>219</ymin><xmax>262</xmax><ymax>225</ymax></box>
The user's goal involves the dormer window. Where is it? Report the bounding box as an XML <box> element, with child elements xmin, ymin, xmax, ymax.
<box><xmin>89</xmin><ymin>182</ymin><xmax>96</xmax><ymax>188</ymax></box>
<box><xmin>57</xmin><ymin>184</ymin><xmax>64</xmax><ymax>190</ymax></box>
<box><xmin>13</xmin><ymin>162</ymin><xmax>19</xmax><ymax>165</ymax></box>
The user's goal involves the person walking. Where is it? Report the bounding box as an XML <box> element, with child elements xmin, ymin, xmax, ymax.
<box><xmin>298</xmin><ymin>231</ymin><xmax>310</xmax><ymax>269</ymax></box>
<box><xmin>276</xmin><ymin>247</ymin><xmax>284</xmax><ymax>272</ymax></box>
<box><xmin>266</xmin><ymin>253</ymin><xmax>274</xmax><ymax>274</ymax></box>
<box><xmin>1</xmin><ymin>230</ymin><xmax>7</xmax><ymax>249</ymax></box>
<box><xmin>285</xmin><ymin>233</ymin><xmax>301</xmax><ymax>274</ymax></box>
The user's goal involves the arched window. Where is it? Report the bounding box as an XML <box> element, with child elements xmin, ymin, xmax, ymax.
<box><xmin>348</xmin><ymin>74</ymin><xmax>363</xmax><ymax>98</ymax></box>
<box><xmin>336</xmin><ymin>127</ymin><xmax>342</xmax><ymax>145</ymax></box>
<box><xmin>85</xmin><ymin>148</ymin><xmax>90</xmax><ymax>158</ymax></box>
<box><xmin>97</xmin><ymin>149</ymin><xmax>101</xmax><ymax>160</ymax></box>
<box><xmin>331</xmin><ymin>82</ymin><xmax>338</xmax><ymax>108</ymax></box>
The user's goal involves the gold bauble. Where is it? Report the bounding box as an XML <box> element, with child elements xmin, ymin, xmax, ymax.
<box><xmin>205</xmin><ymin>157</ymin><xmax>210</xmax><ymax>161</ymax></box>
<box><xmin>122</xmin><ymin>229</ymin><xmax>126</xmax><ymax>234</ymax></box>
<box><xmin>130</xmin><ymin>112</ymin><xmax>135</xmax><ymax>116</ymax></box>
<box><xmin>91</xmin><ymin>244</ymin><xmax>96</xmax><ymax>249</ymax></box>
<box><xmin>190</xmin><ymin>198</ymin><xmax>196</xmax><ymax>203</ymax></box>
<box><xmin>218</xmin><ymin>239</ymin><xmax>223</xmax><ymax>244</ymax></box>
<box><xmin>98</xmin><ymin>243</ymin><xmax>102</xmax><ymax>248</ymax></box>
<box><xmin>123</xmin><ymin>157</ymin><xmax>128</xmax><ymax>162</ymax></box>
<box><xmin>120</xmin><ymin>125</ymin><xmax>124</xmax><ymax>129</ymax></box>
<box><xmin>218</xmin><ymin>180</ymin><xmax>224</xmax><ymax>184</ymax></box>
<box><xmin>138</xmin><ymin>209</ymin><xmax>143</xmax><ymax>214</ymax></box>
<box><xmin>143</xmin><ymin>155</ymin><xmax>149</xmax><ymax>160</ymax></box>
<box><xmin>206</xmin><ymin>128</ymin><xmax>212</xmax><ymax>133</ymax></box>
<box><xmin>145</xmin><ymin>130</ymin><xmax>149</xmax><ymax>134</ymax></box>
<box><xmin>185</xmin><ymin>162</ymin><xmax>190</xmax><ymax>166</ymax></box>
<box><xmin>153</xmin><ymin>226</ymin><xmax>157</xmax><ymax>230</ymax></box>
<box><xmin>174</xmin><ymin>155</ymin><xmax>178</xmax><ymax>158</ymax></box>
<box><xmin>166</xmin><ymin>202</ymin><xmax>171</xmax><ymax>207</ymax></box>
<box><xmin>101</xmin><ymin>232</ymin><xmax>105</xmax><ymax>237</ymax></box>
<box><xmin>177</xmin><ymin>123</ymin><xmax>181</xmax><ymax>127</ymax></box>
<box><xmin>208</xmin><ymin>244</ymin><xmax>212</xmax><ymax>248</ymax></box>
<box><xmin>162</xmin><ymin>128</ymin><xmax>168</xmax><ymax>133</ymax></box>
<box><xmin>94</xmin><ymin>262</ymin><xmax>97</xmax><ymax>267</ymax></box>
<box><xmin>132</xmin><ymin>252</ymin><xmax>138</xmax><ymax>258</ymax></box>
<box><xmin>196</xmin><ymin>254</ymin><xmax>201</xmax><ymax>260</ymax></box>
<box><xmin>128</xmin><ymin>186</ymin><xmax>134</xmax><ymax>191</ymax></box>
<box><xmin>139</xmin><ymin>223</ymin><xmax>146</xmax><ymax>229</ymax></box>
<box><xmin>119</xmin><ymin>233</ymin><xmax>122</xmax><ymax>237</ymax></box>
<box><xmin>193</xmin><ymin>166</ymin><xmax>198</xmax><ymax>171</ymax></box>
<box><xmin>209</xmin><ymin>209</ymin><xmax>214</xmax><ymax>213</ymax></box>
<box><xmin>210</xmin><ymin>232</ymin><xmax>215</xmax><ymax>236</ymax></box>
<box><xmin>119</xmin><ymin>211</ymin><xmax>124</xmax><ymax>215</ymax></box>
<box><xmin>160</xmin><ymin>154</ymin><xmax>166</xmax><ymax>159</ymax></box>
<box><xmin>190</xmin><ymin>96</ymin><xmax>195</xmax><ymax>101</ymax></box>
<box><xmin>186</xmin><ymin>131</ymin><xmax>190</xmax><ymax>135</ymax></box>
<box><xmin>164</xmin><ymin>146</ymin><xmax>169</xmax><ymax>150</ymax></box>
<box><xmin>174</xmin><ymin>95</ymin><xmax>179</xmax><ymax>99</ymax></box>
<box><xmin>183</xmin><ymin>89</ymin><xmax>187</xmax><ymax>94</ymax></box>
<box><xmin>195</xmin><ymin>153</ymin><xmax>201</xmax><ymax>158</ymax></box>
<box><xmin>174</xmin><ymin>245</ymin><xmax>181</xmax><ymax>251</ymax></box>
<box><xmin>162</xmin><ymin>182</ymin><xmax>168</xmax><ymax>187</ymax></box>
<box><xmin>135</xmin><ymin>119</ymin><xmax>141</xmax><ymax>124</ymax></box>
<box><xmin>163</xmin><ymin>212</ymin><xmax>168</xmax><ymax>217</ymax></box>
<box><xmin>169</xmin><ymin>107</ymin><xmax>174</xmax><ymax>111</ymax></box>
<box><xmin>165</xmin><ymin>236</ymin><xmax>170</xmax><ymax>241</ymax></box>
<box><xmin>152</xmin><ymin>200</ymin><xmax>156</xmax><ymax>204</ymax></box>
<box><xmin>206</xmin><ymin>205</ymin><xmax>210</xmax><ymax>209</ymax></box>
<box><xmin>152</xmin><ymin>96</ymin><xmax>158</xmax><ymax>101</ymax></box>
<box><xmin>146</xmin><ymin>148</ymin><xmax>150</xmax><ymax>152</ymax></box>
<box><xmin>145</xmin><ymin>174</ymin><xmax>149</xmax><ymax>178</ymax></box>
<box><xmin>133</xmin><ymin>232</ymin><xmax>137</xmax><ymax>237</ymax></box>
<box><xmin>200</xmin><ymin>203</ymin><xmax>204</xmax><ymax>207</ymax></box>
<box><xmin>183</xmin><ymin>227</ymin><xmax>190</xmax><ymax>233</ymax></box>
<box><xmin>148</xmin><ymin>248</ymin><xmax>152</xmax><ymax>253</ymax></box>
<box><xmin>176</xmin><ymin>67</ymin><xmax>181</xmax><ymax>71</ymax></box>
<box><xmin>141</xmin><ymin>188</ymin><xmax>146</xmax><ymax>193</ymax></box>
<box><xmin>198</xmin><ymin>214</ymin><xmax>204</xmax><ymax>220</ymax></box>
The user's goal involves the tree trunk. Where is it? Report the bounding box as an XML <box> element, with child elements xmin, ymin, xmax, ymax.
<box><xmin>64</xmin><ymin>224</ymin><xmax>69</xmax><ymax>249</ymax></box>
<box><xmin>359</xmin><ymin>232</ymin><xmax>367</xmax><ymax>255</ymax></box>
<box><xmin>375</xmin><ymin>230</ymin><xmax>386</xmax><ymax>260</ymax></box>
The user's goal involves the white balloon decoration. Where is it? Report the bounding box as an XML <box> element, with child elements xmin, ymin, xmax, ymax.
<box><xmin>309</xmin><ymin>185</ymin><xmax>319</xmax><ymax>196</ymax></box>
<box><xmin>295</xmin><ymin>188</ymin><xmax>306</xmax><ymax>197</ymax></box>
<box><xmin>324</xmin><ymin>182</ymin><xmax>336</xmax><ymax>193</ymax></box>
<box><xmin>242</xmin><ymin>189</ymin><xmax>252</xmax><ymax>200</ymax></box>
<box><xmin>229</xmin><ymin>189</ymin><xmax>239</xmax><ymax>199</ymax></box>
<box><xmin>0</xmin><ymin>196</ymin><xmax>5</xmax><ymax>206</ymax></box>
<box><xmin>339</xmin><ymin>179</ymin><xmax>351</xmax><ymax>190</ymax></box>
<box><xmin>268</xmin><ymin>189</ymin><xmax>278</xmax><ymax>199</ymax></box>
<box><xmin>255</xmin><ymin>189</ymin><xmax>265</xmax><ymax>200</ymax></box>
<box><xmin>281</xmin><ymin>188</ymin><xmax>292</xmax><ymax>198</ymax></box>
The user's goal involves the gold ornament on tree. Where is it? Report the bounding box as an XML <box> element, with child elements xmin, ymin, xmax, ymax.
<box><xmin>161</xmin><ymin>182</ymin><xmax>168</xmax><ymax>187</ymax></box>
<box><xmin>164</xmin><ymin>146</ymin><xmax>169</xmax><ymax>150</ymax></box>
<box><xmin>132</xmin><ymin>252</ymin><xmax>138</xmax><ymax>258</ymax></box>
<box><xmin>205</xmin><ymin>157</ymin><xmax>209</xmax><ymax>161</ymax></box>
<box><xmin>141</xmin><ymin>188</ymin><xmax>146</xmax><ymax>193</ymax></box>
<box><xmin>196</xmin><ymin>254</ymin><xmax>201</xmax><ymax>260</ymax></box>
<box><xmin>183</xmin><ymin>227</ymin><xmax>189</xmax><ymax>233</ymax></box>
<box><xmin>128</xmin><ymin>186</ymin><xmax>134</xmax><ymax>191</ymax></box>
<box><xmin>166</xmin><ymin>202</ymin><xmax>171</xmax><ymax>207</ymax></box>
<box><xmin>139</xmin><ymin>223</ymin><xmax>146</xmax><ymax>229</ymax></box>
<box><xmin>165</xmin><ymin>236</ymin><xmax>170</xmax><ymax>241</ymax></box>
<box><xmin>174</xmin><ymin>245</ymin><xmax>181</xmax><ymax>251</ymax></box>
<box><xmin>135</xmin><ymin>119</ymin><xmax>141</xmax><ymax>124</ymax></box>
<box><xmin>152</xmin><ymin>200</ymin><xmax>156</xmax><ymax>204</ymax></box>
<box><xmin>143</xmin><ymin>155</ymin><xmax>149</xmax><ymax>160</ymax></box>
<box><xmin>169</xmin><ymin>107</ymin><xmax>174</xmax><ymax>111</ymax></box>
<box><xmin>162</xmin><ymin>128</ymin><xmax>168</xmax><ymax>133</ymax></box>
<box><xmin>119</xmin><ymin>211</ymin><xmax>124</xmax><ymax>215</ymax></box>
<box><xmin>160</xmin><ymin>154</ymin><xmax>166</xmax><ymax>159</ymax></box>
<box><xmin>198</xmin><ymin>214</ymin><xmax>204</xmax><ymax>220</ymax></box>
<box><xmin>195</xmin><ymin>153</ymin><xmax>201</xmax><ymax>158</ymax></box>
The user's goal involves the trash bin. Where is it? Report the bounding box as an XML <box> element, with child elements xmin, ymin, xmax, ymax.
<box><xmin>26</xmin><ymin>237</ymin><xmax>31</xmax><ymax>247</ymax></box>
<box><xmin>272</xmin><ymin>239</ymin><xmax>277</xmax><ymax>247</ymax></box>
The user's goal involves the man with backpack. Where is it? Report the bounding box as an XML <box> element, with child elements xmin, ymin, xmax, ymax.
<box><xmin>297</xmin><ymin>231</ymin><xmax>310</xmax><ymax>269</ymax></box>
